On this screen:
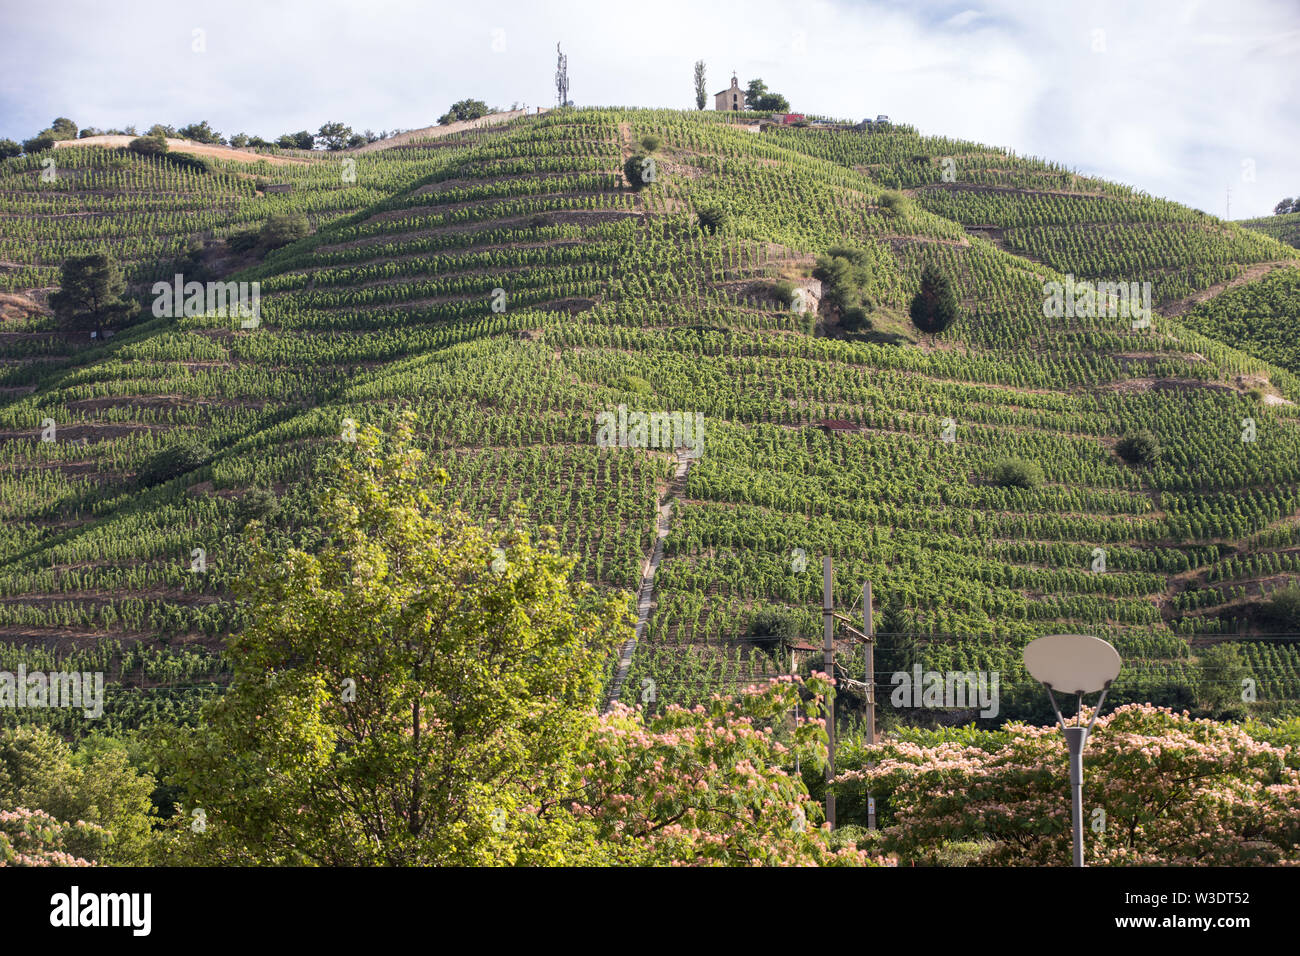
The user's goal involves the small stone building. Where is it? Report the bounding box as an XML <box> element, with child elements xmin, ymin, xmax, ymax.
<box><xmin>714</xmin><ymin>75</ymin><xmax>743</xmax><ymax>111</ymax></box>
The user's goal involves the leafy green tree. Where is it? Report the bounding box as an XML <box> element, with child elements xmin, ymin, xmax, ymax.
<box><xmin>276</xmin><ymin>130</ymin><xmax>315</xmax><ymax>150</ymax></box>
<box><xmin>1275</xmin><ymin>198</ymin><xmax>1297</xmax><ymax>216</ymax></box>
<box><xmin>438</xmin><ymin>99</ymin><xmax>491</xmax><ymax>125</ymax></box>
<box><xmin>234</xmin><ymin>487</ymin><xmax>280</xmax><ymax>528</ymax></box>
<box><xmin>0</xmin><ymin>728</ymin><xmax>162</xmax><ymax>865</ymax></box>
<box><xmin>693</xmin><ymin>60</ymin><xmax>707</xmax><ymax>110</ymax></box>
<box><xmin>874</xmin><ymin>597</ymin><xmax>916</xmax><ymax>677</ymax></box>
<box><xmin>744</xmin><ymin>78</ymin><xmax>768</xmax><ymax>109</ymax></box>
<box><xmin>138</xmin><ymin>438</ymin><xmax>212</xmax><ymax>486</ymax></box>
<box><xmin>227</xmin><ymin>133</ymin><xmax>250</xmax><ymax>148</ymax></box>
<box><xmin>697</xmin><ymin>203</ymin><xmax>730</xmax><ymax>234</ymax></box>
<box><xmin>909</xmin><ymin>262</ymin><xmax>959</xmax><ymax>335</ymax></box>
<box><xmin>128</xmin><ymin>134</ymin><xmax>168</xmax><ymax>155</ymax></box>
<box><xmin>813</xmin><ymin>246</ymin><xmax>874</xmax><ymax>328</ymax></box>
<box><xmin>45</xmin><ymin>117</ymin><xmax>78</xmax><ymax>140</ymax></box>
<box><xmin>48</xmin><ymin>254</ymin><xmax>135</xmax><ymax>337</ymax></box>
<box><xmin>168</xmin><ymin>416</ymin><xmax>631</xmax><ymax>865</ymax></box>
<box><xmin>177</xmin><ymin>120</ymin><xmax>223</xmax><ymax>144</ymax></box>
<box><xmin>21</xmin><ymin>135</ymin><xmax>54</xmax><ymax>154</ymax></box>
<box><xmin>259</xmin><ymin>212</ymin><xmax>311</xmax><ymax>249</ymax></box>
<box><xmin>1115</xmin><ymin>429</ymin><xmax>1161</xmax><ymax>465</ymax></box>
<box><xmin>0</xmin><ymin>139</ymin><xmax>20</xmax><ymax>159</ymax></box>
<box><xmin>623</xmin><ymin>153</ymin><xmax>654</xmax><ymax>190</ymax></box>
<box><xmin>1260</xmin><ymin>584</ymin><xmax>1300</xmax><ymax>629</ymax></box>
<box><xmin>879</xmin><ymin>190</ymin><xmax>912</xmax><ymax>217</ymax></box>
<box><xmin>1196</xmin><ymin>644</ymin><xmax>1250</xmax><ymax>715</ymax></box>
<box><xmin>146</xmin><ymin>123</ymin><xmax>178</xmax><ymax>138</ymax></box>
<box><xmin>989</xmin><ymin>457</ymin><xmax>1044</xmax><ymax>489</ymax></box>
<box><xmin>315</xmin><ymin>121</ymin><xmax>353</xmax><ymax>151</ymax></box>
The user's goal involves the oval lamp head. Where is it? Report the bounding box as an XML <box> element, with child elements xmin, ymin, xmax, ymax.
<box><xmin>1023</xmin><ymin>634</ymin><xmax>1122</xmax><ymax>695</ymax></box>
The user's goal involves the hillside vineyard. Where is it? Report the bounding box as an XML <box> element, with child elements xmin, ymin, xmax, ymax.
<box><xmin>3</xmin><ymin>107</ymin><xmax>1300</xmax><ymax>733</ymax></box>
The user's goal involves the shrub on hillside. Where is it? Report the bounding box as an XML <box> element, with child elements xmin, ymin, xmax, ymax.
<box><xmin>0</xmin><ymin>139</ymin><xmax>22</xmax><ymax>159</ymax></box>
<box><xmin>989</xmin><ymin>457</ymin><xmax>1044</xmax><ymax>489</ymax></box>
<box><xmin>909</xmin><ymin>262</ymin><xmax>958</xmax><ymax>335</ymax></box>
<box><xmin>813</xmin><ymin>246</ymin><xmax>874</xmax><ymax>318</ymax></box>
<box><xmin>879</xmin><ymin>190</ymin><xmax>912</xmax><ymax>217</ymax></box>
<box><xmin>21</xmin><ymin>135</ymin><xmax>55</xmax><ymax>155</ymax></box>
<box><xmin>771</xmin><ymin>280</ymin><xmax>800</xmax><ymax>310</ymax></box>
<box><xmin>235</xmin><ymin>488</ymin><xmax>281</xmax><ymax>528</ymax></box>
<box><xmin>614</xmin><ymin>373</ymin><xmax>652</xmax><ymax>395</ymax></box>
<box><xmin>749</xmin><ymin>606</ymin><xmax>803</xmax><ymax>642</ymax></box>
<box><xmin>129</xmin><ymin>135</ymin><xmax>168</xmax><ymax>156</ymax></box>
<box><xmin>1259</xmin><ymin>584</ymin><xmax>1300</xmax><ymax>629</ymax></box>
<box><xmin>139</xmin><ymin>439</ymin><xmax>212</xmax><ymax>486</ymax></box>
<box><xmin>259</xmin><ymin>212</ymin><xmax>311</xmax><ymax>249</ymax></box>
<box><xmin>697</xmin><ymin>203</ymin><xmax>730</xmax><ymax>234</ymax></box>
<box><xmin>623</xmin><ymin>153</ymin><xmax>655</xmax><ymax>190</ymax></box>
<box><xmin>1115</xmin><ymin>430</ymin><xmax>1160</xmax><ymax>465</ymax></box>
<box><xmin>226</xmin><ymin>227</ymin><xmax>261</xmax><ymax>254</ymax></box>
<box><xmin>841</xmin><ymin>306</ymin><xmax>872</xmax><ymax>332</ymax></box>
<box><xmin>639</xmin><ymin>134</ymin><xmax>661</xmax><ymax>152</ymax></box>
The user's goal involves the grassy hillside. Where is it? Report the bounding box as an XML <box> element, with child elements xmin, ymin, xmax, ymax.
<box><xmin>3</xmin><ymin>108</ymin><xmax>1300</xmax><ymax>733</ymax></box>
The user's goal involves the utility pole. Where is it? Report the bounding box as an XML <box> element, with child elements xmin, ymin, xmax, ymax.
<box><xmin>822</xmin><ymin>555</ymin><xmax>835</xmax><ymax>829</ymax></box>
<box><xmin>863</xmin><ymin>580</ymin><xmax>875</xmax><ymax>744</ymax></box>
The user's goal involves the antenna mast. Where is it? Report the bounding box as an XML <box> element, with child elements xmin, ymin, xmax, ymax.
<box><xmin>556</xmin><ymin>43</ymin><xmax>569</xmax><ymax>107</ymax></box>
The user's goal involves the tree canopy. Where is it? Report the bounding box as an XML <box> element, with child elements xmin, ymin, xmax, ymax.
<box><xmin>909</xmin><ymin>262</ymin><xmax>959</xmax><ymax>335</ymax></box>
<box><xmin>48</xmin><ymin>254</ymin><xmax>136</xmax><ymax>337</ymax></box>
<box><xmin>438</xmin><ymin>99</ymin><xmax>491</xmax><ymax>125</ymax></box>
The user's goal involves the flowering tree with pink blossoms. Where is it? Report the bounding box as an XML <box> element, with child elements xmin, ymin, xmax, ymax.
<box><xmin>836</xmin><ymin>704</ymin><xmax>1300</xmax><ymax>866</ymax></box>
<box><xmin>0</xmin><ymin>808</ymin><xmax>99</xmax><ymax>867</ymax></box>
<box><xmin>564</xmin><ymin>674</ymin><xmax>891</xmax><ymax>866</ymax></box>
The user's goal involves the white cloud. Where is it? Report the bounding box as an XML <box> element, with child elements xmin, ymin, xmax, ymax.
<box><xmin>0</xmin><ymin>0</ymin><xmax>1295</xmax><ymax>217</ymax></box>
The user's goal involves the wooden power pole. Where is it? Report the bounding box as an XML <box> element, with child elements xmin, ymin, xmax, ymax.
<box><xmin>822</xmin><ymin>555</ymin><xmax>835</xmax><ymax>829</ymax></box>
<box><xmin>863</xmin><ymin>580</ymin><xmax>877</xmax><ymax>830</ymax></box>
<box><xmin>863</xmin><ymin>580</ymin><xmax>876</xmax><ymax>745</ymax></box>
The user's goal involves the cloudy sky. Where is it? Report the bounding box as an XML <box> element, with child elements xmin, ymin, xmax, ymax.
<box><xmin>1</xmin><ymin>0</ymin><xmax>1296</xmax><ymax>218</ymax></box>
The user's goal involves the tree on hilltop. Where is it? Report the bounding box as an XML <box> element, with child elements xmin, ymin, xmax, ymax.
<box><xmin>177</xmin><ymin>120</ymin><xmax>224</xmax><ymax>144</ymax></box>
<box><xmin>315</xmin><ymin>121</ymin><xmax>354</xmax><ymax>151</ymax></box>
<box><xmin>275</xmin><ymin>130</ymin><xmax>315</xmax><ymax>150</ymax></box>
<box><xmin>693</xmin><ymin>60</ymin><xmax>707</xmax><ymax>110</ymax></box>
<box><xmin>438</xmin><ymin>99</ymin><xmax>490</xmax><ymax>125</ymax></box>
<box><xmin>128</xmin><ymin>134</ymin><xmax>168</xmax><ymax>156</ymax></box>
<box><xmin>745</xmin><ymin>78</ymin><xmax>789</xmax><ymax>112</ymax></box>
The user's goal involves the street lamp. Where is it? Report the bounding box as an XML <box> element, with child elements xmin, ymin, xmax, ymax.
<box><xmin>1022</xmin><ymin>634</ymin><xmax>1122</xmax><ymax>867</ymax></box>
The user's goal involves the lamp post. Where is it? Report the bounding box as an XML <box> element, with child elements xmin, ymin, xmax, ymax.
<box><xmin>1022</xmin><ymin>634</ymin><xmax>1122</xmax><ymax>868</ymax></box>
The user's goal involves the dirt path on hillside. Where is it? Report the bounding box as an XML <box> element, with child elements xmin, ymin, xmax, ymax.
<box><xmin>1157</xmin><ymin>259</ymin><xmax>1300</xmax><ymax>318</ymax></box>
<box><xmin>605</xmin><ymin>453</ymin><xmax>691</xmax><ymax>712</ymax></box>
<box><xmin>351</xmin><ymin>109</ymin><xmax>546</xmax><ymax>153</ymax></box>
<box><xmin>55</xmin><ymin>136</ymin><xmax>306</xmax><ymax>166</ymax></box>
